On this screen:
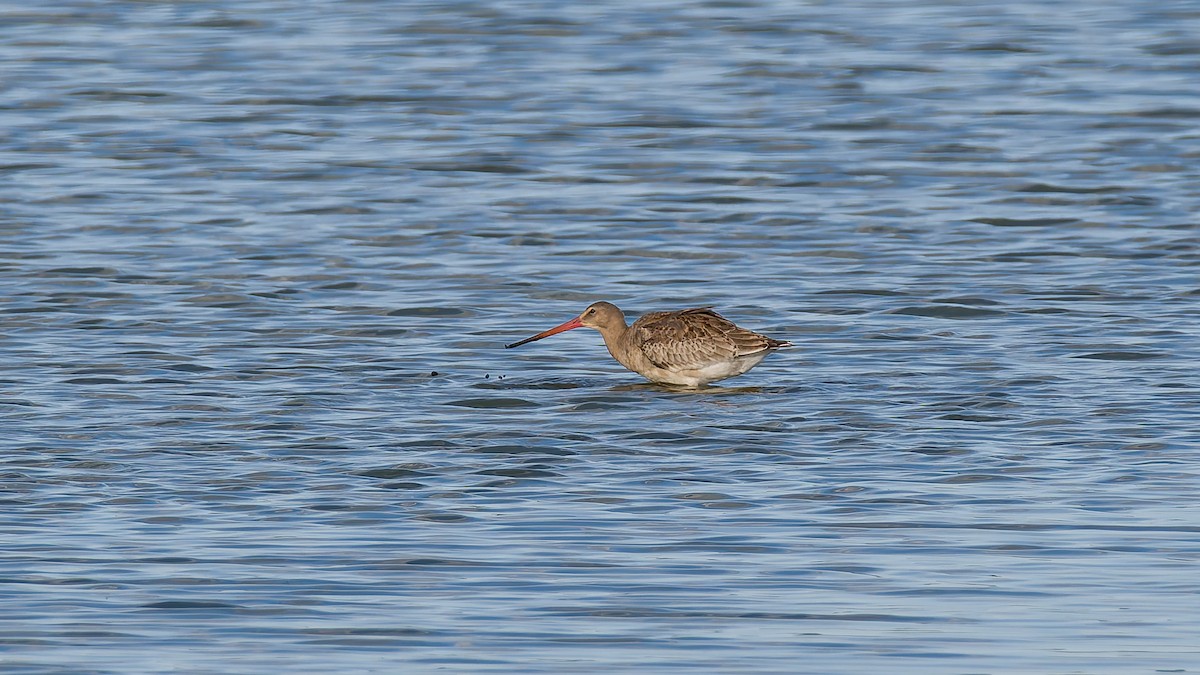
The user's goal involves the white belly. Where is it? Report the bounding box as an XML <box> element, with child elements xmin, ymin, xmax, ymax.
<box><xmin>639</xmin><ymin>352</ymin><xmax>770</xmax><ymax>387</ymax></box>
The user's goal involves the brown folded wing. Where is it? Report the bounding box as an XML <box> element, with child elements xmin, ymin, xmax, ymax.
<box><xmin>631</xmin><ymin>307</ymin><xmax>784</xmax><ymax>371</ymax></box>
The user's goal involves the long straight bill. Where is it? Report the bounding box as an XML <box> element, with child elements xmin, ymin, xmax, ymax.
<box><xmin>504</xmin><ymin>316</ymin><xmax>584</xmax><ymax>349</ymax></box>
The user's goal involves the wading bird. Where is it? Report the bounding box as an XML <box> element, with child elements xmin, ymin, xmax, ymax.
<box><xmin>505</xmin><ymin>301</ymin><xmax>790</xmax><ymax>387</ymax></box>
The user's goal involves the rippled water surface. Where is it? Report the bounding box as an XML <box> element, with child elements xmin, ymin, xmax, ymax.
<box><xmin>3</xmin><ymin>1</ymin><xmax>1200</xmax><ymax>672</ymax></box>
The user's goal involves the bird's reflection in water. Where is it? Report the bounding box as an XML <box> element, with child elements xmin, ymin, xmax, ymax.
<box><xmin>609</xmin><ymin>382</ymin><xmax>769</xmax><ymax>396</ymax></box>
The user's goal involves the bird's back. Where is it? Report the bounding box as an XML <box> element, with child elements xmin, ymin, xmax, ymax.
<box><xmin>629</xmin><ymin>307</ymin><xmax>788</xmax><ymax>372</ymax></box>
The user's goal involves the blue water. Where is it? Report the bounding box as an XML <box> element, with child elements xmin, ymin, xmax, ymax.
<box><xmin>3</xmin><ymin>1</ymin><xmax>1199</xmax><ymax>672</ymax></box>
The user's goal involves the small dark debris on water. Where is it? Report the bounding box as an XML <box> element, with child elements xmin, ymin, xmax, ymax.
<box><xmin>430</xmin><ymin>371</ymin><xmax>439</xmax><ymax>376</ymax></box>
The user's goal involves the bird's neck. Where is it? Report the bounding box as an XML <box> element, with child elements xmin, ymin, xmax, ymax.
<box><xmin>597</xmin><ymin>321</ymin><xmax>635</xmax><ymax>369</ymax></box>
